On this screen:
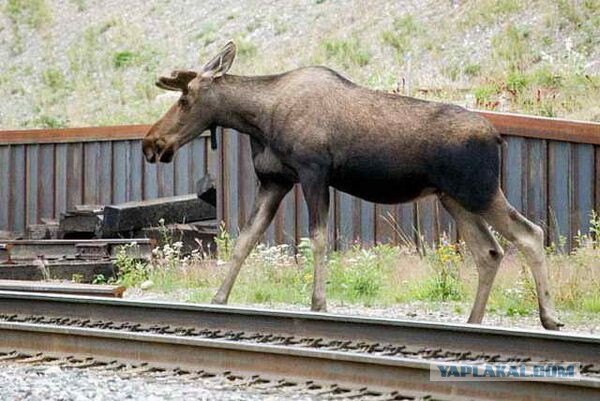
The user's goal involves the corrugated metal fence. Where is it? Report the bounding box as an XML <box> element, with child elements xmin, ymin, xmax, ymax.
<box><xmin>1</xmin><ymin>111</ymin><xmax>599</xmax><ymax>250</ymax></box>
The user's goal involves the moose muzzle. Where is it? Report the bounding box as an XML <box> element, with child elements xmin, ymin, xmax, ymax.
<box><xmin>142</xmin><ymin>137</ymin><xmax>175</xmax><ymax>164</ymax></box>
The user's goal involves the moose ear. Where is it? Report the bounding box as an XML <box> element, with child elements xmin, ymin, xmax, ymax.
<box><xmin>200</xmin><ymin>41</ymin><xmax>236</xmax><ymax>78</ymax></box>
<box><xmin>155</xmin><ymin>70</ymin><xmax>197</xmax><ymax>92</ymax></box>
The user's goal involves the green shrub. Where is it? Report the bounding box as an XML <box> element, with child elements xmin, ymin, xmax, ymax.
<box><xmin>113</xmin><ymin>51</ymin><xmax>139</xmax><ymax>68</ymax></box>
<box><xmin>419</xmin><ymin>241</ymin><xmax>465</xmax><ymax>302</ymax></box>
<box><xmin>463</xmin><ymin>63</ymin><xmax>481</xmax><ymax>77</ymax></box>
<box><xmin>236</xmin><ymin>37</ymin><xmax>258</xmax><ymax>59</ymax></box>
<box><xmin>5</xmin><ymin>0</ymin><xmax>52</xmax><ymax>29</ymax></box>
<box><xmin>215</xmin><ymin>222</ymin><xmax>233</xmax><ymax>261</ymax></box>
<box><xmin>322</xmin><ymin>37</ymin><xmax>370</xmax><ymax>68</ymax></box>
<box><xmin>42</xmin><ymin>68</ymin><xmax>66</xmax><ymax>90</ymax></box>
<box><xmin>491</xmin><ymin>24</ymin><xmax>532</xmax><ymax>72</ymax></box>
<box><xmin>532</xmin><ymin>66</ymin><xmax>563</xmax><ymax>89</ymax></box>
<box><xmin>380</xmin><ymin>15</ymin><xmax>420</xmax><ymax>58</ymax></box>
<box><xmin>505</xmin><ymin>71</ymin><xmax>529</xmax><ymax>94</ymax></box>
<box><xmin>114</xmin><ymin>243</ymin><xmax>150</xmax><ymax>287</ymax></box>
<box><xmin>462</xmin><ymin>0</ymin><xmax>522</xmax><ymax>28</ymax></box>
<box><xmin>34</xmin><ymin>115</ymin><xmax>68</xmax><ymax>128</ymax></box>
<box><xmin>473</xmin><ymin>84</ymin><xmax>500</xmax><ymax>106</ymax></box>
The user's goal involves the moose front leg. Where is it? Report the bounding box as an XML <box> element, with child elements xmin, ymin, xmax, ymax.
<box><xmin>302</xmin><ymin>180</ymin><xmax>330</xmax><ymax>312</ymax></box>
<box><xmin>212</xmin><ymin>180</ymin><xmax>292</xmax><ymax>305</ymax></box>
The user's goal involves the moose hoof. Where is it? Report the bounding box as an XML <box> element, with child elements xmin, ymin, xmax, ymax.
<box><xmin>311</xmin><ymin>301</ymin><xmax>327</xmax><ymax>313</ymax></box>
<box><xmin>211</xmin><ymin>295</ymin><xmax>228</xmax><ymax>305</ymax></box>
<box><xmin>541</xmin><ymin>314</ymin><xmax>564</xmax><ymax>331</ymax></box>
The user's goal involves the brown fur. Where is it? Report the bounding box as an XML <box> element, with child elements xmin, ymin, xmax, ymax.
<box><xmin>143</xmin><ymin>42</ymin><xmax>562</xmax><ymax>330</ymax></box>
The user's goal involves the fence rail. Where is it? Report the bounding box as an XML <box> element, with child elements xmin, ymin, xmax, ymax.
<box><xmin>1</xmin><ymin>111</ymin><xmax>599</xmax><ymax>250</ymax></box>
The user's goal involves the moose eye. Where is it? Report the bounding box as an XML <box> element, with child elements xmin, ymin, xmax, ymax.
<box><xmin>178</xmin><ymin>97</ymin><xmax>189</xmax><ymax>108</ymax></box>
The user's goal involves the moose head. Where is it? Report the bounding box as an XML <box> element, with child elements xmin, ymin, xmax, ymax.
<box><xmin>142</xmin><ymin>41</ymin><xmax>237</xmax><ymax>163</ymax></box>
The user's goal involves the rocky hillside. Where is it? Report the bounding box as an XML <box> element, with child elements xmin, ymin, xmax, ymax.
<box><xmin>0</xmin><ymin>0</ymin><xmax>598</xmax><ymax>129</ymax></box>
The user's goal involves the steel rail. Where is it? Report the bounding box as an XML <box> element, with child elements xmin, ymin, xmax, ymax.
<box><xmin>0</xmin><ymin>321</ymin><xmax>598</xmax><ymax>401</ymax></box>
<box><xmin>0</xmin><ymin>291</ymin><xmax>598</xmax><ymax>366</ymax></box>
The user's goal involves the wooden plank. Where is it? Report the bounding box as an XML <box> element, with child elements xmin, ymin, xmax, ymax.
<box><xmin>397</xmin><ymin>203</ymin><xmax>416</xmax><ymax>248</ymax></box>
<box><xmin>572</xmin><ymin>144</ymin><xmax>595</xmax><ymax>239</ymax></box>
<box><xmin>174</xmin><ymin>142</ymin><xmax>191</xmax><ymax>196</ymax></box>
<box><xmin>59</xmin><ymin>209</ymin><xmax>102</xmax><ymax>237</ymax></box>
<box><xmin>547</xmin><ymin>141</ymin><xmax>571</xmax><ymax>249</ymax></box>
<box><xmin>9</xmin><ymin>145</ymin><xmax>26</xmax><ymax>232</ymax></box>
<box><xmin>436</xmin><ymin>198</ymin><xmax>456</xmax><ymax>243</ymax></box>
<box><xmin>112</xmin><ymin>141</ymin><xmax>130</xmax><ymax>204</ymax></box>
<box><xmin>142</xmin><ymin>156</ymin><xmax>159</xmax><ymax>200</ymax></box>
<box><xmin>83</xmin><ymin>142</ymin><xmax>100</xmax><ymax>204</ymax></box>
<box><xmin>375</xmin><ymin>204</ymin><xmax>395</xmax><ymax>245</ymax></box>
<box><xmin>1</xmin><ymin>239</ymin><xmax>153</xmax><ymax>260</ymax></box>
<box><xmin>416</xmin><ymin>196</ymin><xmax>436</xmax><ymax>246</ymax></box>
<box><xmin>0</xmin><ymin>124</ymin><xmax>151</xmax><ymax>145</ymax></box>
<box><xmin>327</xmin><ymin>188</ymin><xmax>336</xmax><ymax>249</ymax></box>
<box><xmin>478</xmin><ymin>110</ymin><xmax>600</xmax><ymax>145</ymax></box>
<box><xmin>296</xmin><ymin>185</ymin><xmax>309</xmax><ymax>243</ymax></box>
<box><xmin>0</xmin><ymin>146</ymin><xmax>10</xmax><ymax>231</ymax></box>
<box><xmin>360</xmin><ymin>200</ymin><xmax>375</xmax><ymax>246</ymax></box>
<box><xmin>336</xmin><ymin>190</ymin><xmax>353</xmax><ymax>249</ymax></box>
<box><xmin>215</xmin><ymin>128</ymin><xmax>226</xmax><ymax>230</ymax></box>
<box><xmin>54</xmin><ymin>144</ymin><xmax>68</xmax><ymax>220</ymax></box>
<box><xmin>272</xmin><ymin>195</ymin><xmax>286</xmax><ymax>245</ymax></box>
<box><xmin>524</xmin><ymin>139</ymin><xmax>547</xmax><ymax>228</ymax></box>
<box><xmin>191</xmin><ymin>137</ymin><xmax>206</xmax><ymax>183</ymax></box>
<box><xmin>503</xmin><ymin>136</ymin><xmax>524</xmax><ymax>212</ymax></box>
<box><xmin>286</xmin><ymin>190</ymin><xmax>298</xmax><ymax>246</ymax></box>
<box><xmin>0</xmin><ymin>261</ymin><xmax>116</xmax><ymax>282</ymax></box>
<box><xmin>228</xmin><ymin>130</ymin><xmax>240</xmax><ymax>235</ymax></box>
<box><xmin>38</xmin><ymin>144</ymin><xmax>55</xmax><ymax>221</ymax></box>
<box><xmin>129</xmin><ymin>140</ymin><xmax>143</xmax><ymax>202</ymax></box>
<box><xmin>0</xmin><ymin>280</ymin><xmax>125</xmax><ymax>298</ymax></box>
<box><xmin>2</xmin><ymin>112</ymin><xmax>598</xmax><ymax>145</ymax></box>
<box><xmin>596</xmin><ymin>146</ymin><xmax>600</xmax><ymax>218</ymax></box>
<box><xmin>25</xmin><ymin>145</ymin><xmax>39</xmax><ymax>226</ymax></box>
<box><xmin>237</xmin><ymin>135</ymin><xmax>254</xmax><ymax>230</ymax></box>
<box><xmin>103</xmin><ymin>195</ymin><xmax>216</xmax><ymax>233</ymax></box>
<box><xmin>66</xmin><ymin>143</ymin><xmax>84</xmax><ymax>211</ymax></box>
<box><xmin>98</xmin><ymin>141</ymin><xmax>113</xmax><ymax>205</ymax></box>
<box><xmin>139</xmin><ymin>221</ymin><xmax>217</xmax><ymax>255</ymax></box>
<box><xmin>157</xmin><ymin>158</ymin><xmax>175</xmax><ymax>198</ymax></box>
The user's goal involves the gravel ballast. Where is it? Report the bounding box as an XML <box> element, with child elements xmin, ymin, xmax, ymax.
<box><xmin>0</xmin><ymin>363</ymin><xmax>322</xmax><ymax>401</ymax></box>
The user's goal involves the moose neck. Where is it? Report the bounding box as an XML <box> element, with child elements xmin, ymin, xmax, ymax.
<box><xmin>212</xmin><ymin>74</ymin><xmax>279</xmax><ymax>140</ymax></box>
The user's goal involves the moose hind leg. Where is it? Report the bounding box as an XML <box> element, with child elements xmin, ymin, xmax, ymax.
<box><xmin>441</xmin><ymin>196</ymin><xmax>504</xmax><ymax>325</ymax></box>
<box><xmin>212</xmin><ymin>180</ymin><xmax>292</xmax><ymax>305</ymax></box>
<box><xmin>482</xmin><ymin>190</ymin><xmax>563</xmax><ymax>330</ymax></box>
<box><xmin>301</xmin><ymin>180</ymin><xmax>330</xmax><ymax>312</ymax></box>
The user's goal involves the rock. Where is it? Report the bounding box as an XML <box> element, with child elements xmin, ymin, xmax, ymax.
<box><xmin>44</xmin><ymin>365</ymin><xmax>62</xmax><ymax>375</ymax></box>
<box><xmin>140</xmin><ymin>280</ymin><xmax>154</xmax><ymax>290</ymax></box>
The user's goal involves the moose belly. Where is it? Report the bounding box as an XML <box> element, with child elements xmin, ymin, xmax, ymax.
<box><xmin>330</xmin><ymin>166</ymin><xmax>435</xmax><ymax>204</ymax></box>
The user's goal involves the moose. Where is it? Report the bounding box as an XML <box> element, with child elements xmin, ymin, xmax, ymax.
<box><xmin>143</xmin><ymin>41</ymin><xmax>562</xmax><ymax>330</ymax></box>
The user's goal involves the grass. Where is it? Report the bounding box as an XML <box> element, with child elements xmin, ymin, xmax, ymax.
<box><xmin>380</xmin><ymin>15</ymin><xmax>421</xmax><ymax>59</ymax></box>
<box><xmin>320</xmin><ymin>36</ymin><xmax>370</xmax><ymax>68</ymax></box>
<box><xmin>112</xmin><ymin>213</ymin><xmax>600</xmax><ymax>323</ymax></box>
<box><xmin>113</xmin><ymin>51</ymin><xmax>139</xmax><ymax>68</ymax></box>
<box><xmin>234</xmin><ymin>35</ymin><xmax>258</xmax><ymax>60</ymax></box>
<box><xmin>460</xmin><ymin>0</ymin><xmax>523</xmax><ymax>28</ymax></box>
<box><xmin>5</xmin><ymin>0</ymin><xmax>52</xmax><ymax>29</ymax></box>
<box><xmin>1</xmin><ymin>0</ymin><xmax>599</xmax><ymax>127</ymax></box>
<box><xmin>195</xmin><ymin>22</ymin><xmax>218</xmax><ymax>47</ymax></box>
<box><xmin>4</xmin><ymin>0</ymin><xmax>52</xmax><ymax>54</ymax></box>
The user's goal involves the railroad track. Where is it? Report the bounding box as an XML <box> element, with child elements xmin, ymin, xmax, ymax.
<box><xmin>0</xmin><ymin>291</ymin><xmax>598</xmax><ymax>400</ymax></box>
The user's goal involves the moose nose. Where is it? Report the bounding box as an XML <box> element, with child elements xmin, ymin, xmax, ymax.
<box><xmin>142</xmin><ymin>139</ymin><xmax>157</xmax><ymax>163</ymax></box>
